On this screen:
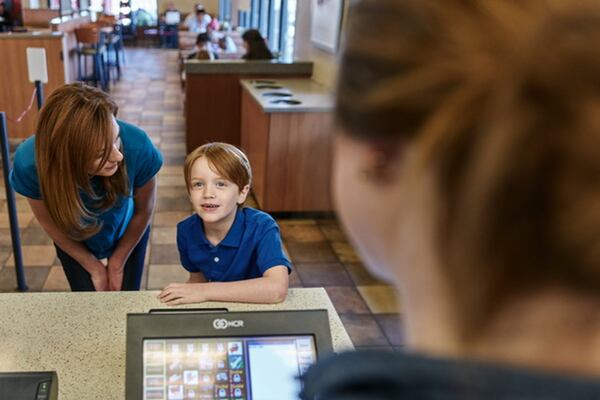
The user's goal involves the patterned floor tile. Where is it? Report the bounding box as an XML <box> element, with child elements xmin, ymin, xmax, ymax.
<box><xmin>147</xmin><ymin>264</ymin><xmax>189</xmax><ymax>290</ymax></box>
<box><xmin>151</xmin><ymin>227</ymin><xmax>177</xmax><ymax>245</ymax></box>
<box><xmin>6</xmin><ymin>245</ymin><xmax>56</xmax><ymax>267</ymax></box>
<box><xmin>331</xmin><ymin>241</ymin><xmax>362</xmax><ymax>263</ymax></box>
<box><xmin>153</xmin><ymin>211</ymin><xmax>192</xmax><ymax>226</ymax></box>
<box><xmin>339</xmin><ymin>314</ymin><xmax>390</xmax><ymax>347</ymax></box>
<box><xmin>344</xmin><ymin>262</ymin><xmax>386</xmax><ymax>286</ymax></box>
<box><xmin>43</xmin><ymin>266</ymin><xmax>71</xmax><ymax>292</ymax></box>
<box><xmin>0</xmin><ymin>266</ymin><xmax>50</xmax><ymax>292</ymax></box>
<box><xmin>285</xmin><ymin>242</ymin><xmax>338</xmax><ymax>263</ymax></box>
<box><xmin>279</xmin><ymin>224</ymin><xmax>326</xmax><ymax>243</ymax></box>
<box><xmin>150</xmin><ymin>244</ymin><xmax>181</xmax><ymax>264</ymax></box>
<box><xmin>374</xmin><ymin>313</ymin><xmax>405</xmax><ymax>346</ymax></box>
<box><xmin>357</xmin><ymin>285</ymin><xmax>401</xmax><ymax>314</ymax></box>
<box><xmin>294</xmin><ymin>263</ymin><xmax>354</xmax><ymax>287</ymax></box>
<box><xmin>324</xmin><ymin>286</ymin><xmax>370</xmax><ymax>314</ymax></box>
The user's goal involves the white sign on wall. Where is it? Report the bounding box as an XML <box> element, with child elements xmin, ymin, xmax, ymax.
<box><xmin>310</xmin><ymin>0</ymin><xmax>344</xmax><ymax>53</ymax></box>
<box><xmin>26</xmin><ymin>47</ymin><xmax>48</xmax><ymax>83</ymax></box>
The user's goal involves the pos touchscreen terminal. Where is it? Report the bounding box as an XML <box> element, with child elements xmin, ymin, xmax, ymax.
<box><xmin>126</xmin><ymin>309</ymin><xmax>333</xmax><ymax>400</ymax></box>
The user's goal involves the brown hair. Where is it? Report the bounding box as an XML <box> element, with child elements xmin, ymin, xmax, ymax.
<box><xmin>36</xmin><ymin>83</ymin><xmax>129</xmax><ymax>239</ymax></box>
<box><xmin>184</xmin><ymin>142</ymin><xmax>252</xmax><ymax>202</ymax></box>
<box><xmin>338</xmin><ymin>1</ymin><xmax>600</xmax><ymax>335</ymax></box>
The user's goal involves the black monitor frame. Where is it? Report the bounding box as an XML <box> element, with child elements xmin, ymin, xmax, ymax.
<box><xmin>125</xmin><ymin>309</ymin><xmax>333</xmax><ymax>399</ymax></box>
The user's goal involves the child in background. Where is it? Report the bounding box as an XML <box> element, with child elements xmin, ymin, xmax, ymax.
<box><xmin>158</xmin><ymin>143</ymin><xmax>290</xmax><ymax>305</ymax></box>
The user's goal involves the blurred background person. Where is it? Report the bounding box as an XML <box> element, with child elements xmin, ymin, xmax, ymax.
<box><xmin>241</xmin><ymin>29</ymin><xmax>274</xmax><ymax>60</ymax></box>
<box><xmin>182</xmin><ymin>5</ymin><xmax>211</xmax><ymax>34</ymax></box>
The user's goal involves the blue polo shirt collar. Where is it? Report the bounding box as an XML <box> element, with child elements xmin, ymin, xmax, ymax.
<box><xmin>197</xmin><ymin>209</ymin><xmax>245</xmax><ymax>248</ymax></box>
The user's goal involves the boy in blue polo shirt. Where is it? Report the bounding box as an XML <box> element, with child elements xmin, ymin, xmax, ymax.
<box><xmin>158</xmin><ymin>143</ymin><xmax>291</xmax><ymax>305</ymax></box>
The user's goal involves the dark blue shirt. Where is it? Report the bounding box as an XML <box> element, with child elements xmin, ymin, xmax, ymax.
<box><xmin>301</xmin><ymin>350</ymin><xmax>600</xmax><ymax>399</ymax></box>
<box><xmin>9</xmin><ymin>120</ymin><xmax>163</xmax><ymax>258</ymax></box>
<box><xmin>177</xmin><ymin>207</ymin><xmax>291</xmax><ymax>281</ymax></box>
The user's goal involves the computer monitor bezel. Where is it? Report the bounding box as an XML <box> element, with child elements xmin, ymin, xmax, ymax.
<box><xmin>125</xmin><ymin>309</ymin><xmax>333</xmax><ymax>399</ymax></box>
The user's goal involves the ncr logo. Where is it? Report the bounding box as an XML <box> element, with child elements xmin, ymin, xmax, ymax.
<box><xmin>213</xmin><ymin>319</ymin><xmax>244</xmax><ymax>330</ymax></box>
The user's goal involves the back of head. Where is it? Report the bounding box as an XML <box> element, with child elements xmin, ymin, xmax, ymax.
<box><xmin>196</xmin><ymin>32</ymin><xmax>209</xmax><ymax>45</ymax></box>
<box><xmin>338</xmin><ymin>0</ymin><xmax>600</xmax><ymax>333</ymax></box>
<box><xmin>242</xmin><ymin>29</ymin><xmax>274</xmax><ymax>60</ymax></box>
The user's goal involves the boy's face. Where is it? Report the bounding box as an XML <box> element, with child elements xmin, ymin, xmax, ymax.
<box><xmin>188</xmin><ymin>157</ymin><xmax>249</xmax><ymax>226</ymax></box>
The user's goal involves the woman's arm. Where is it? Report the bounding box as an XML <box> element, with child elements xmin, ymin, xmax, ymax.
<box><xmin>27</xmin><ymin>198</ymin><xmax>109</xmax><ymax>290</ymax></box>
<box><xmin>107</xmin><ymin>177</ymin><xmax>156</xmax><ymax>290</ymax></box>
<box><xmin>158</xmin><ymin>266</ymin><xmax>289</xmax><ymax>305</ymax></box>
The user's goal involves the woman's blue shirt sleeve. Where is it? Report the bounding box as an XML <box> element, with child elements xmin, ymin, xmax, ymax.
<box><xmin>9</xmin><ymin>136</ymin><xmax>41</xmax><ymax>199</ymax></box>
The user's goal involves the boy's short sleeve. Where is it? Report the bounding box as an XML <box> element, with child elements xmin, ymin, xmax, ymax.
<box><xmin>177</xmin><ymin>223</ymin><xmax>195</xmax><ymax>272</ymax></box>
<box><xmin>9</xmin><ymin>137</ymin><xmax>41</xmax><ymax>200</ymax></box>
<box><xmin>255</xmin><ymin>225</ymin><xmax>292</xmax><ymax>275</ymax></box>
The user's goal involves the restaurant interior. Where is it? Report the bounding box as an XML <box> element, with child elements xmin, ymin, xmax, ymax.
<box><xmin>0</xmin><ymin>0</ymin><xmax>402</xmax><ymax>363</ymax></box>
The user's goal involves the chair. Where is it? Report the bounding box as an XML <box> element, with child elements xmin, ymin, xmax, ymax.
<box><xmin>97</xmin><ymin>17</ymin><xmax>125</xmax><ymax>82</ymax></box>
<box><xmin>75</xmin><ymin>25</ymin><xmax>109</xmax><ymax>91</ymax></box>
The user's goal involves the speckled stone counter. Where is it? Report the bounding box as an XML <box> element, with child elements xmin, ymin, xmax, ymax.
<box><xmin>185</xmin><ymin>60</ymin><xmax>313</xmax><ymax>75</ymax></box>
<box><xmin>240</xmin><ymin>79</ymin><xmax>334</xmax><ymax>113</ymax></box>
<box><xmin>0</xmin><ymin>288</ymin><xmax>352</xmax><ymax>400</ymax></box>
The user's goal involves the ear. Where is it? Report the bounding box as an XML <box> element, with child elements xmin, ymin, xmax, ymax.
<box><xmin>237</xmin><ymin>184</ymin><xmax>250</xmax><ymax>205</ymax></box>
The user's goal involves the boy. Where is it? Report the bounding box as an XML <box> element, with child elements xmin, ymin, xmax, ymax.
<box><xmin>158</xmin><ymin>143</ymin><xmax>290</xmax><ymax>305</ymax></box>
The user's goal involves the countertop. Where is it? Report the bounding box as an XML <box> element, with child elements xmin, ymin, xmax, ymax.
<box><xmin>185</xmin><ymin>59</ymin><xmax>314</xmax><ymax>75</ymax></box>
<box><xmin>0</xmin><ymin>288</ymin><xmax>353</xmax><ymax>400</ymax></box>
<box><xmin>240</xmin><ymin>78</ymin><xmax>334</xmax><ymax>113</ymax></box>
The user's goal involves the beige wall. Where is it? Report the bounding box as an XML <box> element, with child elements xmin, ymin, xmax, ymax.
<box><xmin>294</xmin><ymin>0</ymin><xmax>349</xmax><ymax>89</ymax></box>
<box><xmin>158</xmin><ymin>0</ymin><xmax>218</xmax><ymax>16</ymax></box>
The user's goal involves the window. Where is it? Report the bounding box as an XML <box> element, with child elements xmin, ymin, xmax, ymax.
<box><xmin>245</xmin><ymin>0</ymin><xmax>297</xmax><ymax>61</ymax></box>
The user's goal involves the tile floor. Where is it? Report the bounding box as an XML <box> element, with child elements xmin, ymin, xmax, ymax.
<box><xmin>0</xmin><ymin>48</ymin><xmax>403</xmax><ymax>350</ymax></box>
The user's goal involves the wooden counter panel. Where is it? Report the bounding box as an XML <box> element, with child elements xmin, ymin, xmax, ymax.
<box><xmin>22</xmin><ymin>8</ymin><xmax>59</xmax><ymax>28</ymax></box>
<box><xmin>240</xmin><ymin>90</ymin><xmax>270</xmax><ymax>207</ymax></box>
<box><xmin>266</xmin><ymin>112</ymin><xmax>334</xmax><ymax>211</ymax></box>
<box><xmin>0</xmin><ymin>36</ymin><xmax>66</xmax><ymax>139</ymax></box>
<box><xmin>185</xmin><ymin>71</ymin><xmax>311</xmax><ymax>153</ymax></box>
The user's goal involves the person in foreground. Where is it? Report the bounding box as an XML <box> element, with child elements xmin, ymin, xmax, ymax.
<box><xmin>158</xmin><ymin>143</ymin><xmax>290</xmax><ymax>305</ymax></box>
<box><xmin>301</xmin><ymin>0</ymin><xmax>600</xmax><ymax>398</ymax></box>
<box><xmin>10</xmin><ymin>83</ymin><xmax>162</xmax><ymax>291</ymax></box>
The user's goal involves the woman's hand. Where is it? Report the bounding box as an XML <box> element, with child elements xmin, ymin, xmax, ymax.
<box><xmin>90</xmin><ymin>263</ymin><xmax>109</xmax><ymax>291</ymax></box>
<box><xmin>107</xmin><ymin>256</ymin><xmax>125</xmax><ymax>291</ymax></box>
<box><xmin>158</xmin><ymin>283</ymin><xmax>207</xmax><ymax>306</ymax></box>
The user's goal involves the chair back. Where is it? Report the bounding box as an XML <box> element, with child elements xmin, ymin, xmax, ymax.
<box><xmin>75</xmin><ymin>25</ymin><xmax>100</xmax><ymax>45</ymax></box>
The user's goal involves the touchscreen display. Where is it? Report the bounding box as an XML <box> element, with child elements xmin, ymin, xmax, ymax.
<box><xmin>143</xmin><ymin>336</ymin><xmax>317</xmax><ymax>400</ymax></box>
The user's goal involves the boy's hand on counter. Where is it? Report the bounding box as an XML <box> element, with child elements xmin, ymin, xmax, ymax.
<box><xmin>158</xmin><ymin>283</ymin><xmax>207</xmax><ymax>305</ymax></box>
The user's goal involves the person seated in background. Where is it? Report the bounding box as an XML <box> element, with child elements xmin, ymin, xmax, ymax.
<box><xmin>207</xmin><ymin>13</ymin><xmax>220</xmax><ymax>31</ymax></box>
<box><xmin>0</xmin><ymin>1</ymin><xmax>13</xmax><ymax>32</ymax></box>
<box><xmin>186</xmin><ymin>32</ymin><xmax>215</xmax><ymax>60</ymax></box>
<box><xmin>241</xmin><ymin>29</ymin><xmax>274</xmax><ymax>60</ymax></box>
<box><xmin>159</xmin><ymin>1</ymin><xmax>180</xmax><ymax>48</ymax></box>
<box><xmin>182</xmin><ymin>5</ymin><xmax>211</xmax><ymax>33</ymax></box>
<box><xmin>301</xmin><ymin>0</ymin><xmax>600</xmax><ymax>398</ymax></box>
<box><xmin>158</xmin><ymin>143</ymin><xmax>290</xmax><ymax>305</ymax></box>
<box><xmin>217</xmin><ymin>34</ymin><xmax>237</xmax><ymax>55</ymax></box>
<box><xmin>160</xmin><ymin>1</ymin><xmax>180</xmax><ymax>24</ymax></box>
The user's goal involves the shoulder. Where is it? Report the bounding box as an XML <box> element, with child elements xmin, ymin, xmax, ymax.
<box><xmin>177</xmin><ymin>214</ymin><xmax>199</xmax><ymax>233</ymax></box>
<box><xmin>13</xmin><ymin>136</ymin><xmax>36</xmax><ymax>170</ymax></box>
<box><xmin>242</xmin><ymin>207</ymin><xmax>278</xmax><ymax>230</ymax></box>
<box><xmin>117</xmin><ymin>120</ymin><xmax>153</xmax><ymax>152</ymax></box>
